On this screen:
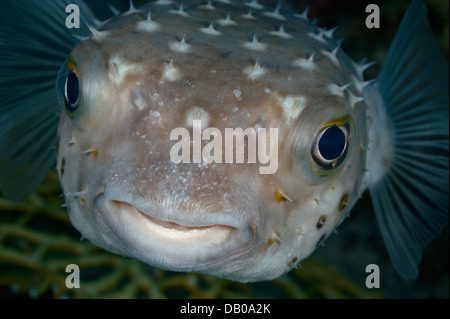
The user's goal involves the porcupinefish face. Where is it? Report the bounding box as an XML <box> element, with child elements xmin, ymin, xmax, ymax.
<box><xmin>56</xmin><ymin>0</ymin><xmax>369</xmax><ymax>282</ymax></box>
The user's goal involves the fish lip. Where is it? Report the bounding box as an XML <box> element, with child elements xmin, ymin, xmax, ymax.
<box><xmin>108</xmin><ymin>199</ymin><xmax>236</xmax><ymax>231</ymax></box>
<box><xmin>101</xmin><ymin>186</ymin><xmax>247</xmax><ymax>230</ymax></box>
<box><xmin>94</xmin><ymin>193</ymin><xmax>254</xmax><ymax>270</ymax></box>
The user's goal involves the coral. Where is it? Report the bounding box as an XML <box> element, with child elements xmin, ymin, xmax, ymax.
<box><xmin>0</xmin><ymin>171</ymin><xmax>381</xmax><ymax>299</ymax></box>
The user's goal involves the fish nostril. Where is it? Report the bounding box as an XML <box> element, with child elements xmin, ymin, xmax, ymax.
<box><xmin>339</xmin><ymin>193</ymin><xmax>349</xmax><ymax>211</ymax></box>
<box><xmin>316</xmin><ymin>215</ymin><xmax>326</xmax><ymax>229</ymax></box>
<box><xmin>274</xmin><ymin>189</ymin><xmax>293</xmax><ymax>202</ymax></box>
<box><xmin>79</xmin><ymin>148</ymin><xmax>99</xmax><ymax>159</ymax></box>
<box><xmin>60</xmin><ymin>158</ymin><xmax>66</xmax><ymax>177</ymax></box>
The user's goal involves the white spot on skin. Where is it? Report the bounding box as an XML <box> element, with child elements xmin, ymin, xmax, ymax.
<box><xmin>151</xmin><ymin>92</ymin><xmax>160</xmax><ymax>101</ymax></box>
<box><xmin>185</xmin><ymin>107</ymin><xmax>210</xmax><ymax>128</ymax></box>
<box><xmin>170</xmin><ymin>3</ymin><xmax>188</xmax><ymax>17</ymax></box>
<box><xmin>146</xmin><ymin>110</ymin><xmax>163</xmax><ymax>127</ymax></box>
<box><xmin>160</xmin><ymin>60</ymin><xmax>181</xmax><ymax>83</ymax></box>
<box><xmin>200</xmin><ymin>23</ymin><xmax>221</xmax><ymax>36</ymax></box>
<box><xmin>279</xmin><ymin>95</ymin><xmax>306</xmax><ymax>122</ymax></box>
<box><xmin>270</xmin><ymin>24</ymin><xmax>293</xmax><ymax>39</ymax></box>
<box><xmin>242</xmin><ymin>10</ymin><xmax>256</xmax><ymax>20</ymax></box>
<box><xmin>293</xmin><ymin>53</ymin><xmax>316</xmax><ymax>70</ymax></box>
<box><xmin>109</xmin><ymin>57</ymin><xmax>143</xmax><ymax>84</ymax></box>
<box><xmin>243</xmin><ymin>35</ymin><xmax>267</xmax><ymax>51</ymax></box>
<box><xmin>244</xmin><ymin>60</ymin><xmax>265</xmax><ymax>80</ymax></box>
<box><xmin>233</xmin><ymin>89</ymin><xmax>242</xmax><ymax>101</ymax></box>
<box><xmin>217</xmin><ymin>12</ymin><xmax>236</xmax><ymax>26</ymax></box>
<box><xmin>136</xmin><ymin>11</ymin><xmax>160</xmax><ymax>32</ymax></box>
<box><xmin>254</xmin><ymin>116</ymin><xmax>266</xmax><ymax>129</ymax></box>
<box><xmin>132</xmin><ymin>89</ymin><xmax>146</xmax><ymax>110</ymax></box>
<box><xmin>263</xmin><ymin>3</ymin><xmax>286</xmax><ymax>21</ymax></box>
<box><xmin>169</xmin><ymin>34</ymin><xmax>191</xmax><ymax>53</ymax></box>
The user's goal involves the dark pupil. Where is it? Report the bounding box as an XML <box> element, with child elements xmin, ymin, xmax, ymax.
<box><xmin>319</xmin><ymin>125</ymin><xmax>345</xmax><ymax>160</ymax></box>
<box><xmin>65</xmin><ymin>71</ymin><xmax>79</xmax><ymax>106</ymax></box>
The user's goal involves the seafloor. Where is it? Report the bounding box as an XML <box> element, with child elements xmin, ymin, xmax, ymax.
<box><xmin>0</xmin><ymin>0</ymin><xmax>448</xmax><ymax>299</ymax></box>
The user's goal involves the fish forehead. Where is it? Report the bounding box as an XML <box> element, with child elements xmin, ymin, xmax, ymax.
<box><xmin>69</xmin><ymin>0</ymin><xmax>361</xmax><ymax>190</ymax></box>
<box><xmin>74</xmin><ymin>0</ymin><xmax>357</xmax><ymax>124</ymax></box>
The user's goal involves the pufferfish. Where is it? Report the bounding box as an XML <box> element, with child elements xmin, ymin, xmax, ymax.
<box><xmin>0</xmin><ymin>0</ymin><xmax>448</xmax><ymax>283</ymax></box>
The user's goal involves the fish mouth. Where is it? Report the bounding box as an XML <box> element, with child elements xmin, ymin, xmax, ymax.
<box><xmin>94</xmin><ymin>194</ymin><xmax>253</xmax><ymax>270</ymax></box>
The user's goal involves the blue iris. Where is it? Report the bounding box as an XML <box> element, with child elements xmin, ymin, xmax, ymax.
<box><xmin>318</xmin><ymin>125</ymin><xmax>346</xmax><ymax>160</ymax></box>
<box><xmin>65</xmin><ymin>71</ymin><xmax>79</xmax><ymax>111</ymax></box>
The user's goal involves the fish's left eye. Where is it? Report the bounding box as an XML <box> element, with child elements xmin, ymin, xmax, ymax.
<box><xmin>64</xmin><ymin>71</ymin><xmax>79</xmax><ymax>112</ymax></box>
<box><xmin>312</xmin><ymin>123</ymin><xmax>351</xmax><ymax>169</ymax></box>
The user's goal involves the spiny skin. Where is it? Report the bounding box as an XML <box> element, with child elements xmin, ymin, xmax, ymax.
<box><xmin>57</xmin><ymin>0</ymin><xmax>370</xmax><ymax>282</ymax></box>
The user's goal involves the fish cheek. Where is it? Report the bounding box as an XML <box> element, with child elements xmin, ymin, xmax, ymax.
<box><xmin>316</xmin><ymin>215</ymin><xmax>326</xmax><ymax>229</ymax></box>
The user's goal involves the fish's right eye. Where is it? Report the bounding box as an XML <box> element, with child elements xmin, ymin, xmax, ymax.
<box><xmin>311</xmin><ymin>122</ymin><xmax>351</xmax><ymax>170</ymax></box>
<box><xmin>65</xmin><ymin>71</ymin><xmax>79</xmax><ymax>112</ymax></box>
